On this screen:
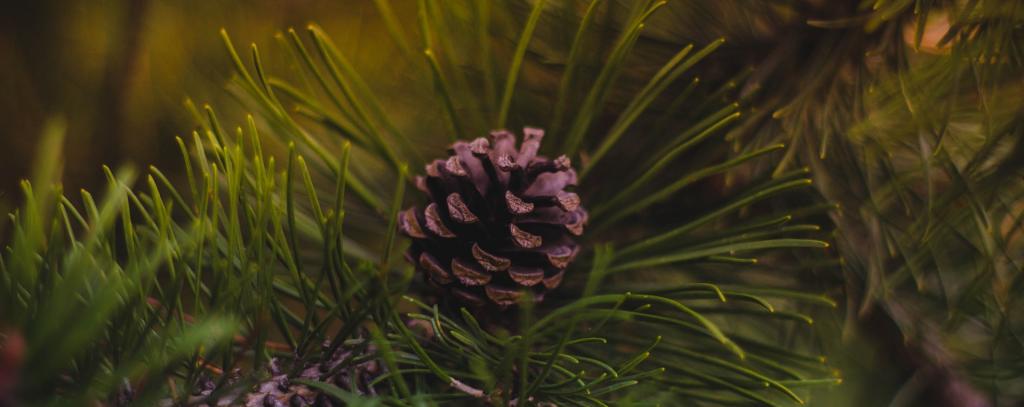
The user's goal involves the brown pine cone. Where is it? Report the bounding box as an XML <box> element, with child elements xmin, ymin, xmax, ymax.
<box><xmin>399</xmin><ymin>128</ymin><xmax>586</xmax><ymax>309</ymax></box>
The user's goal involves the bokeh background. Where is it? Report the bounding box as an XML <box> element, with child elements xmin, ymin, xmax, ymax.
<box><xmin>0</xmin><ymin>0</ymin><xmax>416</xmax><ymax>197</ymax></box>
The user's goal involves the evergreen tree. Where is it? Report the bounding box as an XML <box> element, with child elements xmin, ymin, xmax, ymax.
<box><xmin>0</xmin><ymin>1</ymin><xmax>1021</xmax><ymax>406</ymax></box>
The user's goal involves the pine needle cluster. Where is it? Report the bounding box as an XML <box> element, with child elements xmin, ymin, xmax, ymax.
<box><xmin>2</xmin><ymin>1</ymin><xmax>1021</xmax><ymax>406</ymax></box>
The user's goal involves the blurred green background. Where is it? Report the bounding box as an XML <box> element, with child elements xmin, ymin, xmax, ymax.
<box><xmin>0</xmin><ymin>0</ymin><xmax>417</xmax><ymax>197</ymax></box>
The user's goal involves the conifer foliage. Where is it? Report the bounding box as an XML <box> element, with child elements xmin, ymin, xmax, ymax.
<box><xmin>2</xmin><ymin>0</ymin><xmax>1021</xmax><ymax>406</ymax></box>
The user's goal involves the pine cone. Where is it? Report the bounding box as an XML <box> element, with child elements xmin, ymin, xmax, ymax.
<box><xmin>399</xmin><ymin>128</ymin><xmax>586</xmax><ymax>309</ymax></box>
<box><xmin>238</xmin><ymin>341</ymin><xmax>381</xmax><ymax>407</ymax></box>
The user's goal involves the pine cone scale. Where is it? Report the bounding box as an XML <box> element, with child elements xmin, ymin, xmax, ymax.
<box><xmin>509</xmin><ymin>266</ymin><xmax>545</xmax><ymax>286</ymax></box>
<box><xmin>418</xmin><ymin>252</ymin><xmax>453</xmax><ymax>284</ymax></box>
<box><xmin>446</xmin><ymin>193</ymin><xmax>479</xmax><ymax>224</ymax></box>
<box><xmin>451</xmin><ymin>257</ymin><xmax>492</xmax><ymax>286</ymax></box>
<box><xmin>471</xmin><ymin>243</ymin><xmax>511</xmax><ymax>271</ymax></box>
<box><xmin>422</xmin><ymin>203</ymin><xmax>455</xmax><ymax>238</ymax></box>
<box><xmin>505</xmin><ymin>191</ymin><xmax>535</xmax><ymax>214</ymax></box>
